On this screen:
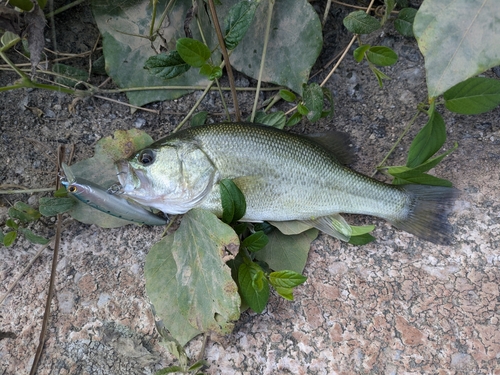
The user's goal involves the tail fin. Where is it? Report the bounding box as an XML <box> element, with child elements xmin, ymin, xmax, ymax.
<box><xmin>391</xmin><ymin>185</ymin><xmax>460</xmax><ymax>245</ymax></box>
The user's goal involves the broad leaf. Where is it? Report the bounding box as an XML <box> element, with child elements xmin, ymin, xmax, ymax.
<box><xmin>217</xmin><ymin>0</ymin><xmax>323</xmax><ymax>95</ymax></box>
<box><xmin>224</xmin><ymin>0</ymin><xmax>259</xmax><ymax>50</ymax></box>
<box><xmin>241</xmin><ymin>231</ymin><xmax>269</xmax><ymax>252</ymax></box>
<box><xmin>52</xmin><ymin>63</ymin><xmax>89</xmax><ymax>88</ymax></box>
<box><xmin>3</xmin><ymin>231</ymin><xmax>17</xmax><ymax>247</ymax></box>
<box><xmin>145</xmin><ymin>209</ymin><xmax>240</xmax><ymax>345</ymax></box>
<box><xmin>406</xmin><ymin>108</ymin><xmax>446</xmax><ymax>168</ymax></box>
<box><xmin>176</xmin><ymin>38</ymin><xmax>211</xmax><ymax>67</ymax></box>
<box><xmin>394</xmin><ymin>7</ymin><xmax>417</xmax><ymax>37</ymax></box>
<box><xmin>255</xmin><ymin>228</ymin><xmax>318</xmax><ymax>274</ymax></box>
<box><xmin>39</xmin><ymin>197</ymin><xmax>75</xmax><ymax>216</ymax></box>
<box><xmin>444</xmin><ymin>77</ymin><xmax>500</xmax><ymax>115</ymax></box>
<box><xmin>268</xmin><ymin>270</ymin><xmax>307</xmax><ymax>289</ymax></box>
<box><xmin>365</xmin><ymin>46</ymin><xmax>398</xmax><ymax>67</ymax></box>
<box><xmin>353</xmin><ymin>44</ymin><xmax>370</xmax><ymax>63</ymax></box>
<box><xmin>279</xmin><ymin>89</ymin><xmax>296</xmax><ymax>102</ymax></box>
<box><xmin>238</xmin><ymin>262</ymin><xmax>269</xmax><ymax>313</ymax></box>
<box><xmin>303</xmin><ymin>83</ymin><xmax>323</xmax><ymax>122</ymax></box>
<box><xmin>343</xmin><ymin>11</ymin><xmax>381</xmax><ymax>34</ymax></box>
<box><xmin>144</xmin><ymin>51</ymin><xmax>191</xmax><ymax>80</ymax></box>
<box><xmin>253</xmin><ymin>111</ymin><xmax>286</xmax><ymax>129</ymax></box>
<box><xmin>220</xmin><ymin>179</ymin><xmax>246</xmax><ymax>223</ymax></box>
<box><xmin>414</xmin><ymin>0</ymin><xmax>500</xmax><ymax>98</ymax></box>
<box><xmin>18</xmin><ymin>228</ymin><xmax>50</xmax><ymax>245</ymax></box>
<box><xmin>91</xmin><ymin>0</ymin><xmax>217</xmax><ymax>107</ymax></box>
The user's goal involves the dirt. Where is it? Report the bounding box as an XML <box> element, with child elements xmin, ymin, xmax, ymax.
<box><xmin>1</xmin><ymin>1</ymin><xmax>500</xmax><ymax>374</ymax></box>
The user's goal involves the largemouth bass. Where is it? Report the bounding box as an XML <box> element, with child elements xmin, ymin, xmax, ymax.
<box><xmin>115</xmin><ymin>123</ymin><xmax>458</xmax><ymax>244</ymax></box>
<box><xmin>61</xmin><ymin>163</ymin><xmax>168</xmax><ymax>226</ymax></box>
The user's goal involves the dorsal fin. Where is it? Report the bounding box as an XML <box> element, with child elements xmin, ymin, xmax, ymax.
<box><xmin>305</xmin><ymin>131</ymin><xmax>355</xmax><ymax>165</ymax></box>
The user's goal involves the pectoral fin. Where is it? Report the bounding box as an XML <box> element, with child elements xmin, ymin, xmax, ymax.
<box><xmin>301</xmin><ymin>214</ymin><xmax>352</xmax><ymax>242</ymax></box>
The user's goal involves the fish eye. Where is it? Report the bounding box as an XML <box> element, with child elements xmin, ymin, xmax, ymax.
<box><xmin>138</xmin><ymin>149</ymin><xmax>155</xmax><ymax>165</ymax></box>
<box><xmin>68</xmin><ymin>185</ymin><xmax>78</xmax><ymax>193</ymax></box>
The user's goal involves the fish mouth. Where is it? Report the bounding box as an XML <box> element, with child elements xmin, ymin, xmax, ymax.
<box><xmin>115</xmin><ymin>160</ymin><xmax>147</xmax><ymax>194</ymax></box>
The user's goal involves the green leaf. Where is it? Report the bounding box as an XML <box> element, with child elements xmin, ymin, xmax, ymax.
<box><xmin>18</xmin><ymin>228</ymin><xmax>50</xmax><ymax>245</ymax></box>
<box><xmin>91</xmin><ymin>0</ymin><xmax>217</xmax><ymax>107</ymax></box>
<box><xmin>444</xmin><ymin>77</ymin><xmax>500</xmax><ymax>115</ymax></box>
<box><xmin>238</xmin><ymin>262</ymin><xmax>270</xmax><ymax>313</ymax></box>
<box><xmin>302</xmin><ymin>83</ymin><xmax>323</xmax><ymax>122</ymax></box>
<box><xmin>188</xmin><ymin>360</ymin><xmax>208</xmax><ymax>372</ymax></box>
<box><xmin>176</xmin><ymin>38</ymin><xmax>211</xmax><ymax>68</ymax></box>
<box><xmin>350</xmin><ymin>224</ymin><xmax>375</xmax><ymax>236</ymax></box>
<box><xmin>279</xmin><ymin>89</ymin><xmax>297</xmax><ymax>102</ymax></box>
<box><xmin>9</xmin><ymin>202</ymin><xmax>41</xmax><ymax>222</ymax></box>
<box><xmin>224</xmin><ymin>0</ymin><xmax>258</xmax><ymax>50</ymax></box>
<box><xmin>382</xmin><ymin>0</ymin><xmax>396</xmax><ymax>25</ymax></box>
<box><xmin>370</xmin><ymin>66</ymin><xmax>391</xmax><ymax>87</ymax></box>
<box><xmin>220</xmin><ymin>179</ymin><xmax>247</xmax><ymax>224</ymax></box>
<box><xmin>0</xmin><ymin>231</ymin><xmax>4</xmax><ymax>243</ymax></box>
<box><xmin>144</xmin><ymin>51</ymin><xmax>191</xmax><ymax>80</ymax></box>
<box><xmin>269</xmin><ymin>270</ymin><xmax>307</xmax><ymax>288</ymax></box>
<box><xmin>242</xmin><ymin>231</ymin><xmax>269</xmax><ymax>252</ymax></box>
<box><xmin>353</xmin><ymin>44</ymin><xmax>370</xmax><ymax>63</ymax></box>
<box><xmin>343</xmin><ymin>11</ymin><xmax>381</xmax><ymax>34</ymax></box>
<box><xmin>3</xmin><ymin>231</ymin><xmax>17</xmax><ymax>247</ymax></box>
<box><xmin>39</xmin><ymin>197</ymin><xmax>75</xmax><ymax>216</ymax></box>
<box><xmin>191</xmin><ymin>111</ymin><xmax>208</xmax><ymax>127</ymax></box>
<box><xmin>365</xmin><ymin>46</ymin><xmax>398</xmax><ymax>66</ymax></box>
<box><xmin>53</xmin><ymin>187</ymin><xmax>68</xmax><ymax>198</ymax></box>
<box><xmin>391</xmin><ymin>172</ymin><xmax>453</xmax><ymax>187</ymax></box>
<box><xmin>394</xmin><ymin>8</ymin><xmax>417</xmax><ymax>37</ymax></box>
<box><xmin>348</xmin><ymin>232</ymin><xmax>376</xmax><ymax>245</ymax></box>
<box><xmin>52</xmin><ymin>63</ymin><xmax>89</xmax><ymax>88</ymax></box>
<box><xmin>145</xmin><ymin>209</ymin><xmax>240</xmax><ymax>346</ymax></box>
<box><xmin>199</xmin><ymin>63</ymin><xmax>222</xmax><ymax>80</ymax></box>
<box><xmin>154</xmin><ymin>366</ymin><xmax>184</xmax><ymax>374</ymax></box>
<box><xmin>285</xmin><ymin>112</ymin><xmax>303</xmax><ymax>127</ymax></box>
<box><xmin>321</xmin><ymin>87</ymin><xmax>334</xmax><ymax>118</ymax></box>
<box><xmin>9</xmin><ymin>207</ymin><xmax>31</xmax><ymax>223</ymax></box>
<box><xmin>217</xmin><ymin>0</ymin><xmax>323</xmax><ymax>95</ymax></box>
<box><xmin>414</xmin><ymin>0</ymin><xmax>500</xmax><ymax>98</ymax></box>
<box><xmin>255</xmin><ymin>228</ymin><xmax>318</xmax><ymax>274</ymax></box>
<box><xmin>1</xmin><ymin>31</ymin><xmax>20</xmax><ymax>50</ymax></box>
<box><xmin>274</xmin><ymin>286</ymin><xmax>294</xmax><ymax>300</ymax></box>
<box><xmin>297</xmin><ymin>103</ymin><xmax>309</xmax><ymax>116</ymax></box>
<box><xmin>406</xmin><ymin>108</ymin><xmax>446</xmax><ymax>168</ymax></box>
<box><xmin>5</xmin><ymin>219</ymin><xmax>18</xmax><ymax>229</ymax></box>
<box><xmin>253</xmin><ymin>111</ymin><xmax>286</xmax><ymax>129</ymax></box>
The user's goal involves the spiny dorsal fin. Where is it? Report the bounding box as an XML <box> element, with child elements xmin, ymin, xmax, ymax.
<box><xmin>305</xmin><ymin>131</ymin><xmax>355</xmax><ymax>165</ymax></box>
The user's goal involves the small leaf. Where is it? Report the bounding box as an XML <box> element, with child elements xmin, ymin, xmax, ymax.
<box><xmin>9</xmin><ymin>202</ymin><xmax>40</xmax><ymax>222</ymax></box>
<box><xmin>18</xmin><ymin>228</ymin><xmax>50</xmax><ymax>245</ymax></box>
<box><xmin>297</xmin><ymin>103</ymin><xmax>309</xmax><ymax>116</ymax></box>
<box><xmin>176</xmin><ymin>38</ymin><xmax>211</xmax><ymax>68</ymax></box>
<box><xmin>348</xmin><ymin>232</ymin><xmax>376</xmax><ymax>245</ymax></box>
<box><xmin>321</xmin><ymin>87</ymin><xmax>334</xmax><ymax>118</ymax></box>
<box><xmin>242</xmin><ymin>231</ymin><xmax>269</xmax><ymax>252</ymax></box>
<box><xmin>279</xmin><ymin>89</ymin><xmax>297</xmax><ymax>102</ymax></box>
<box><xmin>350</xmin><ymin>225</ymin><xmax>375</xmax><ymax>236</ymax></box>
<box><xmin>199</xmin><ymin>63</ymin><xmax>222</xmax><ymax>80</ymax></box>
<box><xmin>391</xmin><ymin>172</ymin><xmax>453</xmax><ymax>187</ymax></box>
<box><xmin>39</xmin><ymin>197</ymin><xmax>75</xmax><ymax>216</ymax></box>
<box><xmin>253</xmin><ymin>111</ymin><xmax>286</xmax><ymax>129</ymax></box>
<box><xmin>444</xmin><ymin>77</ymin><xmax>500</xmax><ymax>115</ymax></box>
<box><xmin>343</xmin><ymin>11</ymin><xmax>381</xmax><ymax>34</ymax></box>
<box><xmin>224</xmin><ymin>1</ymin><xmax>258</xmax><ymax>50</ymax></box>
<box><xmin>394</xmin><ymin>8</ymin><xmax>417</xmax><ymax>37</ymax></box>
<box><xmin>220</xmin><ymin>179</ymin><xmax>247</xmax><ymax>224</ymax></box>
<box><xmin>365</xmin><ymin>46</ymin><xmax>398</xmax><ymax>66</ymax></box>
<box><xmin>3</xmin><ymin>231</ymin><xmax>17</xmax><ymax>247</ymax></box>
<box><xmin>353</xmin><ymin>44</ymin><xmax>370</xmax><ymax>63</ymax></box>
<box><xmin>52</xmin><ymin>63</ymin><xmax>89</xmax><ymax>88</ymax></box>
<box><xmin>302</xmin><ymin>83</ymin><xmax>324</xmax><ymax>122</ymax></box>
<box><xmin>191</xmin><ymin>111</ymin><xmax>208</xmax><ymax>127</ymax></box>
<box><xmin>269</xmin><ymin>270</ymin><xmax>307</xmax><ymax>288</ymax></box>
<box><xmin>238</xmin><ymin>262</ymin><xmax>270</xmax><ymax>313</ymax></box>
<box><xmin>382</xmin><ymin>0</ymin><xmax>396</xmax><ymax>25</ymax></box>
<box><xmin>53</xmin><ymin>187</ymin><xmax>68</xmax><ymax>198</ymax></box>
<box><xmin>406</xmin><ymin>108</ymin><xmax>446</xmax><ymax>168</ymax></box>
<box><xmin>286</xmin><ymin>112</ymin><xmax>303</xmax><ymax>127</ymax></box>
<box><xmin>6</xmin><ymin>219</ymin><xmax>18</xmax><ymax>229</ymax></box>
<box><xmin>370</xmin><ymin>66</ymin><xmax>391</xmax><ymax>87</ymax></box>
<box><xmin>188</xmin><ymin>360</ymin><xmax>208</xmax><ymax>372</ymax></box>
<box><xmin>154</xmin><ymin>366</ymin><xmax>184</xmax><ymax>374</ymax></box>
<box><xmin>274</xmin><ymin>286</ymin><xmax>294</xmax><ymax>300</ymax></box>
<box><xmin>144</xmin><ymin>51</ymin><xmax>191</xmax><ymax>80</ymax></box>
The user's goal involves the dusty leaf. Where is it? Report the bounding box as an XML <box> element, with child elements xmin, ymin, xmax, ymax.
<box><xmin>414</xmin><ymin>0</ymin><xmax>500</xmax><ymax>98</ymax></box>
<box><xmin>23</xmin><ymin>2</ymin><xmax>45</xmax><ymax>75</ymax></box>
<box><xmin>145</xmin><ymin>209</ymin><xmax>241</xmax><ymax>345</ymax></box>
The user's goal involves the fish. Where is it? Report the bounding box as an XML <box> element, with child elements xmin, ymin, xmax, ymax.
<box><xmin>61</xmin><ymin>163</ymin><xmax>168</xmax><ymax>226</ymax></box>
<box><xmin>115</xmin><ymin>123</ymin><xmax>458</xmax><ymax>244</ymax></box>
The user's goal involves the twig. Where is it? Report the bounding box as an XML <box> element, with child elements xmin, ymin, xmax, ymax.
<box><xmin>0</xmin><ymin>188</ymin><xmax>55</xmax><ymax>194</ymax></box>
<box><xmin>322</xmin><ymin>0</ymin><xmax>333</xmax><ymax>27</ymax></box>
<box><xmin>174</xmin><ymin>79</ymin><xmax>216</xmax><ymax>132</ymax></box>
<box><xmin>93</xmin><ymin>95</ymin><xmax>160</xmax><ymax>114</ymax></box>
<box><xmin>251</xmin><ymin>0</ymin><xmax>275</xmax><ymax>123</ymax></box>
<box><xmin>29</xmin><ymin>146</ymin><xmax>66</xmax><ymax>375</ymax></box>
<box><xmin>207</xmin><ymin>0</ymin><xmax>241</xmax><ymax>122</ymax></box>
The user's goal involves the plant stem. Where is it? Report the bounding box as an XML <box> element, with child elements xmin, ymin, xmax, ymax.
<box><xmin>372</xmin><ymin>110</ymin><xmax>422</xmax><ymax>176</ymax></box>
<box><xmin>0</xmin><ymin>188</ymin><xmax>55</xmax><ymax>194</ymax></box>
<box><xmin>251</xmin><ymin>0</ymin><xmax>275</xmax><ymax>123</ymax></box>
<box><xmin>174</xmin><ymin>80</ymin><xmax>215</xmax><ymax>132</ymax></box>
<box><xmin>207</xmin><ymin>0</ymin><xmax>241</xmax><ymax>122</ymax></box>
<box><xmin>44</xmin><ymin>0</ymin><xmax>87</xmax><ymax>18</ymax></box>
